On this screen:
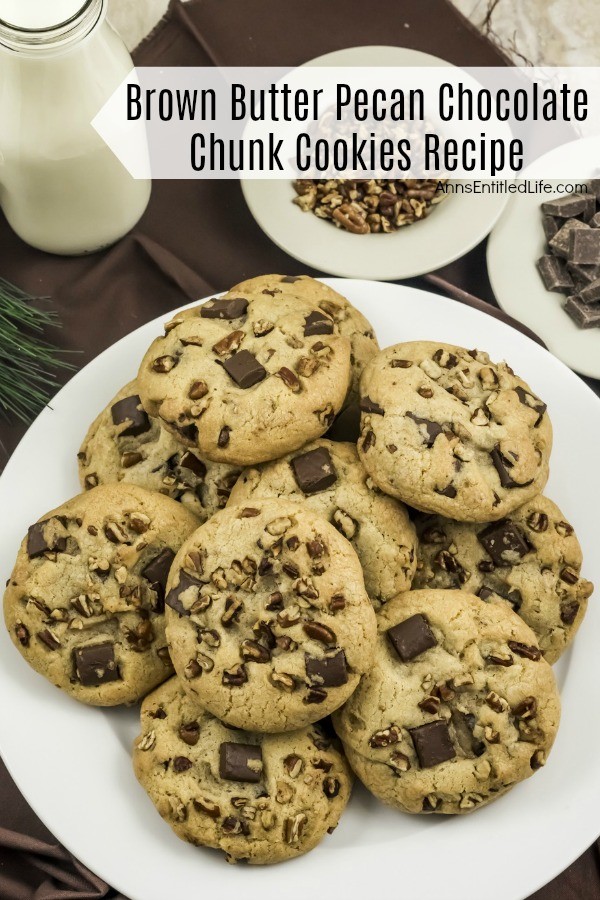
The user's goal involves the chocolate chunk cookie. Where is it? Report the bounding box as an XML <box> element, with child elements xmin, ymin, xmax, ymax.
<box><xmin>78</xmin><ymin>380</ymin><xmax>240</xmax><ymax>521</ymax></box>
<box><xmin>358</xmin><ymin>342</ymin><xmax>552</xmax><ymax>521</ymax></box>
<box><xmin>136</xmin><ymin>292</ymin><xmax>352</xmax><ymax>466</ymax></box>
<box><xmin>413</xmin><ymin>495</ymin><xmax>593</xmax><ymax>663</ymax></box>
<box><xmin>165</xmin><ymin>498</ymin><xmax>377</xmax><ymax>731</ymax></box>
<box><xmin>228</xmin><ymin>439</ymin><xmax>417</xmax><ymax>614</ymax></box>
<box><xmin>4</xmin><ymin>484</ymin><xmax>198</xmax><ymax>705</ymax></box>
<box><xmin>333</xmin><ymin>590</ymin><xmax>560</xmax><ymax>815</ymax></box>
<box><xmin>133</xmin><ymin>677</ymin><xmax>352</xmax><ymax>864</ymax></box>
<box><xmin>228</xmin><ymin>275</ymin><xmax>379</xmax><ymax>402</ymax></box>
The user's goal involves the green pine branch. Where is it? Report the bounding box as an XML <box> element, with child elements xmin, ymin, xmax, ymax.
<box><xmin>0</xmin><ymin>278</ymin><xmax>76</xmax><ymax>424</ymax></box>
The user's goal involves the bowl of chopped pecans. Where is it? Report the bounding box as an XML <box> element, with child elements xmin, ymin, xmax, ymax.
<box><xmin>242</xmin><ymin>173</ymin><xmax>508</xmax><ymax>280</ymax></box>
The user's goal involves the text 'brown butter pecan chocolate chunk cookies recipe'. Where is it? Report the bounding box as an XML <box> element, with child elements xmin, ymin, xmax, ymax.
<box><xmin>78</xmin><ymin>380</ymin><xmax>241</xmax><ymax>521</ymax></box>
<box><xmin>133</xmin><ymin>677</ymin><xmax>353</xmax><ymax>864</ymax></box>
<box><xmin>136</xmin><ymin>289</ymin><xmax>353</xmax><ymax>466</ymax></box>
<box><xmin>3</xmin><ymin>484</ymin><xmax>199</xmax><ymax>705</ymax></box>
<box><xmin>227</xmin><ymin>275</ymin><xmax>379</xmax><ymax>402</ymax></box>
<box><xmin>228</xmin><ymin>438</ymin><xmax>417</xmax><ymax>614</ymax></box>
<box><xmin>164</xmin><ymin>498</ymin><xmax>377</xmax><ymax>731</ymax></box>
<box><xmin>334</xmin><ymin>590</ymin><xmax>560</xmax><ymax>815</ymax></box>
<box><xmin>358</xmin><ymin>341</ymin><xmax>552</xmax><ymax>522</ymax></box>
<box><xmin>413</xmin><ymin>495</ymin><xmax>593</xmax><ymax>663</ymax></box>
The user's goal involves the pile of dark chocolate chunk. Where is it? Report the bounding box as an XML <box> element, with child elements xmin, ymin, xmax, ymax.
<box><xmin>537</xmin><ymin>181</ymin><xmax>600</xmax><ymax>329</ymax></box>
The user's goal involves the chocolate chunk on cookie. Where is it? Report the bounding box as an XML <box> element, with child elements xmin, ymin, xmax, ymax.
<box><xmin>3</xmin><ymin>484</ymin><xmax>198</xmax><ymax>705</ymax></box>
<box><xmin>133</xmin><ymin>677</ymin><xmax>353</xmax><ymax>864</ymax></box>
<box><xmin>164</xmin><ymin>498</ymin><xmax>377</xmax><ymax>732</ymax></box>
<box><xmin>334</xmin><ymin>590</ymin><xmax>560</xmax><ymax>814</ymax></box>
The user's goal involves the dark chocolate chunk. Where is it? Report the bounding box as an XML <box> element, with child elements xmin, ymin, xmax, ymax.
<box><xmin>570</xmin><ymin>228</ymin><xmax>600</xmax><ymax>265</ymax></box>
<box><xmin>200</xmin><ymin>297</ymin><xmax>248</xmax><ymax>320</ymax></box>
<box><xmin>564</xmin><ymin>294</ymin><xmax>600</xmax><ymax>329</ymax></box>
<box><xmin>566</xmin><ymin>261</ymin><xmax>600</xmax><ymax>286</ymax></box>
<box><xmin>560</xmin><ymin>600</ymin><xmax>580</xmax><ymax>625</ymax></box>
<box><xmin>37</xmin><ymin>629</ymin><xmax>61</xmax><ymax>650</ymax></box>
<box><xmin>110</xmin><ymin>395</ymin><xmax>151</xmax><ymax>437</ymax></box>
<box><xmin>542</xmin><ymin>193</ymin><xmax>591</xmax><ymax>218</ymax></box>
<box><xmin>542</xmin><ymin>215</ymin><xmax>559</xmax><ymax>241</ymax></box>
<box><xmin>142</xmin><ymin>548</ymin><xmax>175</xmax><ymax>610</ymax></box>
<box><xmin>507</xmin><ymin>640</ymin><xmax>541</xmax><ymax>661</ymax></box>
<box><xmin>513</xmin><ymin>386</ymin><xmax>547</xmax><ymax>426</ymax></box>
<box><xmin>406</xmin><ymin>412</ymin><xmax>443</xmax><ymax>447</ymax></box>
<box><xmin>536</xmin><ymin>255</ymin><xmax>573</xmax><ymax>293</ymax></box>
<box><xmin>325</xmin><ymin>403</ymin><xmax>361</xmax><ymax>443</ymax></box>
<box><xmin>174</xmin><ymin>422</ymin><xmax>198</xmax><ymax>443</ymax></box>
<box><xmin>178</xmin><ymin>722</ymin><xmax>200</xmax><ymax>745</ymax></box>
<box><xmin>387</xmin><ymin>613</ymin><xmax>437</xmax><ymax>662</ymax></box>
<box><xmin>409</xmin><ymin>720</ymin><xmax>456</xmax><ymax>769</ymax></box>
<box><xmin>589</xmin><ymin>212</ymin><xmax>600</xmax><ymax>228</ymax></box>
<box><xmin>74</xmin><ymin>642</ymin><xmax>121</xmax><ymax>686</ymax></box>
<box><xmin>291</xmin><ymin>447</ymin><xmax>337</xmax><ymax>495</ymax></box>
<box><xmin>218</xmin><ymin>425</ymin><xmax>231</xmax><ymax>447</ymax></box>
<box><xmin>435</xmin><ymin>483</ymin><xmax>457</xmax><ymax>499</ymax></box>
<box><xmin>223</xmin><ymin>350</ymin><xmax>267</xmax><ymax>389</ymax></box>
<box><xmin>173</xmin><ymin>756</ymin><xmax>193</xmax><ymax>773</ymax></box>
<box><xmin>490</xmin><ymin>446</ymin><xmax>533</xmax><ymax>490</ymax></box>
<box><xmin>27</xmin><ymin>519</ymin><xmax>66</xmax><ymax>559</ymax></box>
<box><xmin>305</xmin><ymin>650</ymin><xmax>348</xmax><ymax>687</ymax></box>
<box><xmin>579</xmin><ymin>278</ymin><xmax>600</xmax><ymax>303</ymax></box>
<box><xmin>360</xmin><ymin>396</ymin><xmax>384</xmax><ymax>416</ymax></box>
<box><xmin>219</xmin><ymin>742</ymin><xmax>263</xmax><ymax>782</ymax></box>
<box><xmin>165</xmin><ymin>571</ymin><xmax>202</xmax><ymax>616</ymax></box>
<box><xmin>450</xmin><ymin>709</ymin><xmax>485</xmax><ymax>758</ymax></box>
<box><xmin>549</xmin><ymin>219</ymin><xmax>589</xmax><ymax>259</ymax></box>
<box><xmin>179</xmin><ymin>452</ymin><xmax>207</xmax><ymax>478</ymax></box>
<box><xmin>477</xmin><ymin>520</ymin><xmax>531</xmax><ymax>567</ymax></box>
<box><xmin>304</xmin><ymin>310</ymin><xmax>334</xmax><ymax>336</ymax></box>
<box><xmin>281</xmin><ymin>275</ymin><xmax>302</xmax><ymax>283</ymax></box>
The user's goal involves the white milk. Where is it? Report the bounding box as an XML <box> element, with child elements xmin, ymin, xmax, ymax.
<box><xmin>0</xmin><ymin>0</ymin><xmax>151</xmax><ymax>255</ymax></box>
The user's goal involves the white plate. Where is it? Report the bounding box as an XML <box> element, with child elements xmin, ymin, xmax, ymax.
<box><xmin>0</xmin><ymin>279</ymin><xmax>599</xmax><ymax>900</ymax></box>
<box><xmin>488</xmin><ymin>136</ymin><xmax>600</xmax><ymax>378</ymax></box>
<box><xmin>241</xmin><ymin>47</ymin><xmax>508</xmax><ymax>280</ymax></box>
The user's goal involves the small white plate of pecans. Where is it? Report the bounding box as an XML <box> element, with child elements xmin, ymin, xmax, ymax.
<box><xmin>241</xmin><ymin>48</ymin><xmax>508</xmax><ymax>280</ymax></box>
<box><xmin>0</xmin><ymin>280</ymin><xmax>599</xmax><ymax>900</ymax></box>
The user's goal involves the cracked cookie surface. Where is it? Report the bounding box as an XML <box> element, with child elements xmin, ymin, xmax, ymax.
<box><xmin>165</xmin><ymin>498</ymin><xmax>377</xmax><ymax>732</ymax></box>
<box><xmin>137</xmin><ymin>292</ymin><xmax>352</xmax><ymax>466</ymax></box>
<box><xmin>227</xmin><ymin>439</ymin><xmax>417</xmax><ymax>615</ymax></box>
<box><xmin>228</xmin><ymin>274</ymin><xmax>379</xmax><ymax>402</ymax></box>
<box><xmin>357</xmin><ymin>342</ymin><xmax>552</xmax><ymax>522</ymax></box>
<box><xmin>133</xmin><ymin>677</ymin><xmax>352</xmax><ymax>864</ymax></box>
<box><xmin>413</xmin><ymin>495</ymin><xmax>593</xmax><ymax>663</ymax></box>
<box><xmin>333</xmin><ymin>589</ymin><xmax>560</xmax><ymax>815</ymax></box>
<box><xmin>78</xmin><ymin>381</ymin><xmax>241</xmax><ymax>522</ymax></box>
<box><xmin>3</xmin><ymin>484</ymin><xmax>199</xmax><ymax>705</ymax></box>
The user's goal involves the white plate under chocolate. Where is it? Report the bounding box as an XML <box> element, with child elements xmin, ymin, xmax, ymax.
<box><xmin>0</xmin><ymin>280</ymin><xmax>599</xmax><ymax>900</ymax></box>
<box><xmin>488</xmin><ymin>136</ymin><xmax>600</xmax><ymax>378</ymax></box>
<box><xmin>241</xmin><ymin>47</ymin><xmax>509</xmax><ymax>280</ymax></box>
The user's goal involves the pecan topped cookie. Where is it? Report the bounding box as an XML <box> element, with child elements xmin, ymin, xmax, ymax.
<box><xmin>413</xmin><ymin>495</ymin><xmax>593</xmax><ymax>663</ymax></box>
<box><xmin>133</xmin><ymin>677</ymin><xmax>353</xmax><ymax>864</ymax></box>
<box><xmin>227</xmin><ymin>439</ymin><xmax>417</xmax><ymax>614</ymax></box>
<box><xmin>164</xmin><ymin>498</ymin><xmax>377</xmax><ymax>732</ymax></box>
<box><xmin>334</xmin><ymin>589</ymin><xmax>560</xmax><ymax>815</ymax></box>
<box><xmin>226</xmin><ymin>275</ymin><xmax>379</xmax><ymax>402</ymax></box>
<box><xmin>357</xmin><ymin>342</ymin><xmax>552</xmax><ymax>521</ymax></box>
<box><xmin>3</xmin><ymin>484</ymin><xmax>198</xmax><ymax>705</ymax></box>
<box><xmin>78</xmin><ymin>380</ymin><xmax>240</xmax><ymax>522</ymax></box>
<box><xmin>136</xmin><ymin>292</ymin><xmax>352</xmax><ymax>466</ymax></box>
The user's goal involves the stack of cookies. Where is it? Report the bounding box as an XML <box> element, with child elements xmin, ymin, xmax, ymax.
<box><xmin>3</xmin><ymin>275</ymin><xmax>593</xmax><ymax>865</ymax></box>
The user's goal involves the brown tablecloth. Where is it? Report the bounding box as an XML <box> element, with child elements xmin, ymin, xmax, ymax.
<box><xmin>0</xmin><ymin>2</ymin><xmax>598</xmax><ymax>898</ymax></box>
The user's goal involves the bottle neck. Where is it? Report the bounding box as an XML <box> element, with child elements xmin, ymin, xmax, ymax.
<box><xmin>0</xmin><ymin>0</ymin><xmax>105</xmax><ymax>56</ymax></box>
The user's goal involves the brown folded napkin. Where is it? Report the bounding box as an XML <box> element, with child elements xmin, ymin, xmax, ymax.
<box><xmin>0</xmin><ymin>2</ymin><xmax>596</xmax><ymax>899</ymax></box>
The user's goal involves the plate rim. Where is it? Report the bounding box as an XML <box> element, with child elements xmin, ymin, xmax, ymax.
<box><xmin>1</xmin><ymin>278</ymin><xmax>599</xmax><ymax>900</ymax></box>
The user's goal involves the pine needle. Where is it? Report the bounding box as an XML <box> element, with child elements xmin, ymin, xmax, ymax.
<box><xmin>0</xmin><ymin>278</ymin><xmax>76</xmax><ymax>424</ymax></box>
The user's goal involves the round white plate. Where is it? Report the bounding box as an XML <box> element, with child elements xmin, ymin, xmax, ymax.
<box><xmin>0</xmin><ymin>279</ymin><xmax>599</xmax><ymax>900</ymax></box>
<box><xmin>488</xmin><ymin>136</ymin><xmax>600</xmax><ymax>378</ymax></box>
<box><xmin>241</xmin><ymin>47</ymin><xmax>508</xmax><ymax>280</ymax></box>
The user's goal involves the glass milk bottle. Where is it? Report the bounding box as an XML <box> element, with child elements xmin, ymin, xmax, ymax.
<box><xmin>0</xmin><ymin>0</ymin><xmax>151</xmax><ymax>255</ymax></box>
